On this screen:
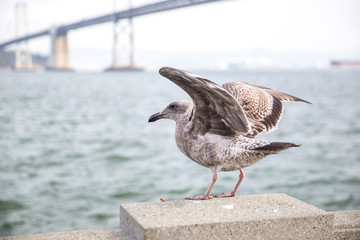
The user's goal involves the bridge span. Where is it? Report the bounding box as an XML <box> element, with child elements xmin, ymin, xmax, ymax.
<box><xmin>0</xmin><ymin>0</ymin><xmax>224</xmax><ymax>71</ymax></box>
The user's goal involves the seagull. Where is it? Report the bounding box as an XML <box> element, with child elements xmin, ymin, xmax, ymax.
<box><xmin>148</xmin><ymin>67</ymin><xmax>311</xmax><ymax>200</ymax></box>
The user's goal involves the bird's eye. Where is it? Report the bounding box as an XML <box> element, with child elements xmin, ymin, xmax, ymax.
<box><xmin>169</xmin><ymin>104</ymin><xmax>176</xmax><ymax>110</ymax></box>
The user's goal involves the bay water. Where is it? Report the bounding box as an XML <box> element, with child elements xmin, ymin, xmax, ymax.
<box><xmin>0</xmin><ymin>69</ymin><xmax>359</xmax><ymax>236</ymax></box>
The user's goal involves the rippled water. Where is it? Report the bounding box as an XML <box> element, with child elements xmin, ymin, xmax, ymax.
<box><xmin>1</xmin><ymin>69</ymin><xmax>359</xmax><ymax>236</ymax></box>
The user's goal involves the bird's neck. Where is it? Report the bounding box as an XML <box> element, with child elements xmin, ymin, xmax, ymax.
<box><xmin>175</xmin><ymin>111</ymin><xmax>191</xmax><ymax>131</ymax></box>
<box><xmin>174</xmin><ymin>110</ymin><xmax>193</xmax><ymax>159</ymax></box>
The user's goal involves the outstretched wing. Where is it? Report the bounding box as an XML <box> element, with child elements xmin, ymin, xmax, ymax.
<box><xmin>159</xmin><ymin>67</ymin><xmax>250</xmax><ymax>136</ymax></box>
<box><xmin>222</xmin><ymin>82</ymin><xmax>311</xmax><ymax>137</ymax></box>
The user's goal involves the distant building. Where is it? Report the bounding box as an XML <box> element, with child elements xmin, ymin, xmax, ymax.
<box><xmin>331</xmin><ymin>60</ymin><xmax>360</xmax><ymax>69</ymax></box>
<box><xmin>0</xmin><ymin>50</ymin><xmax>48</xmax><ymax>70</ymax></box>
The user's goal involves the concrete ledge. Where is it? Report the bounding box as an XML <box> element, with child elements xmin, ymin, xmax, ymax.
<box><xmin>0</xmin><ymin>228</ymin><xmax>131</xmax><ymax>240</ymax></box>
<box><xmin>120</xmin><ymin>193</ymin><xmax>333</xmax><ymax>240</ymax></box>
<box><xmin>2</xmin><ymin>194</ymin><xmax>359</xmax><ymax>240</ymax></box>
<box><xmin>333</xmin><ymin>210</ymin><xmax>360</xmax><ymax>240</ymax></box>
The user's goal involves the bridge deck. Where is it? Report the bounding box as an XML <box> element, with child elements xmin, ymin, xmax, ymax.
<box><xmin>0</xmin><ymin>0</ymin><xmax>223</xmax><ymax>48</ymax></box>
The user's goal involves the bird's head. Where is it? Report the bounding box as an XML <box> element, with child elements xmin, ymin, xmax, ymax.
<box><xmin>148</xmin><ymin>100</ymin><xmax>192</xmax><ymax>123</ymax></box>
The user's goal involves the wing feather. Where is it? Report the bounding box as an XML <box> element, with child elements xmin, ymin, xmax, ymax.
<box><xmin>222</xmin><ymin>82</ymin><xmax>311</xmax><ymax>137</ymax></box>
<box><xmin>159</xmin><ymin>67</ymin><xmax>310</xmax><ymax>137</ymax></box>
<box><xmin>159</xmin><ymin>67</ymin><xmax>250</xmax><ymax>136</ymax></box>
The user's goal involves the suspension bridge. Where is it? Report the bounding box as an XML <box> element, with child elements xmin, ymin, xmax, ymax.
<box><xmin>0</xmin><ymin>0</ymin><xmax>225</xmax><ymax>71</ymax></box>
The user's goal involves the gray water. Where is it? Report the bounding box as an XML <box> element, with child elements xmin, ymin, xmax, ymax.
<box><xmin>1</xmin><ymin>69</ymin><xmax>359</xmax><ymax>236</ymax></box>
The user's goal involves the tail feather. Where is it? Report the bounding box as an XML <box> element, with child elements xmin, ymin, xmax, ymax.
<box><xmin>254</xmin><ymin>142</ymin><xmax>300</xmax><ymax>151</ymax></box>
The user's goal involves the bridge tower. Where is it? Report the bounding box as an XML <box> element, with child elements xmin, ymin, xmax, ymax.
<box><xmin>15</xmin><ymin>2</ymin><xmax>33</xmax><ymax>70</ymax></box>
<box><xmin>48</xmin><ymin>27</ymin><xmax>70</xmax><ymax>70</ymax></box>
<box><xmin>106</xmin><ymin>0</ymin><xmax>141</xmax><ymax>71</ymax></box>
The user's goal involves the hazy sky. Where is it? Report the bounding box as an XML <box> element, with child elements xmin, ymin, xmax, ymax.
<box><xmin>0</xmin><ymin>0</ymin><xmax>359</xmax><ymax>70</ymax></box>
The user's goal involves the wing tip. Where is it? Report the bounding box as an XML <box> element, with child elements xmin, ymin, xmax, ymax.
<box><xmin>293</xmin><ymin>97</ymin><xmax>312</xmax><ymax>105</ymax></box>
<box><xmin>159</xmin><ymin>66</ymin><xmax>172</xmax><ymax>77</ymax></box>
<box><xmin>159</xmin><ymin>66</ymin><xmax>193</xmax><ymax>80</ymax></box>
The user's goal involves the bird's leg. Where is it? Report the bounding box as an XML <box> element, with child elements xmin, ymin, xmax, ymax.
<box><xmin>185</xmin><ymin>168</ymin><xmax>217</xmax><ymax>200</ymax></box>
<box><xmin>216</xmin><ymin>169</ymin><xmax>245</xmax><ymax>198</ymax></box>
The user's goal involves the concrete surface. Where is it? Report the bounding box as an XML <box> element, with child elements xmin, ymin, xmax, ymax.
<box><xmin>0</xmin><ymin>228</ymin><xmax>132</xmax><ymax>240</ymax></box>
<box><xmin>333</xmin><ymin>210</ymin><xmax>360</xmax><ymax>240</ymax></box>
<box><xmin>120</xmin><ymin>193</ymin><xmax>333</xmax><ymax>240</ymax></box>
<box><xmin>1</xmin><ymin>194</ymin><xmax>359</xmax><ymax>240</ymax></box>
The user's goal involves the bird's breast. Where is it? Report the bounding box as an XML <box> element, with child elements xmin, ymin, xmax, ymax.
<box><xmin>175</xmin><ymin>131</ymin><xmax>223</xmax><ymax>168</ymax></box>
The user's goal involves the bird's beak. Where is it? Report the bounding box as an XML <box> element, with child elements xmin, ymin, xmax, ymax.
<box><xmin>148</xmin><ymin>112</ymin><xmax>165</xmax><ymax>122</ymax></box>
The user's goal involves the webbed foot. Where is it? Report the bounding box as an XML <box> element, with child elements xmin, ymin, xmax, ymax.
<box><xmin>215</xmin><ymin>192</ymin><xmax>235</xmax><ymax>198</ymax></box>
<box><xmin>185</xmin><ymin>195</ymin><xmax>213</xmax><ymax>200</ymax></box>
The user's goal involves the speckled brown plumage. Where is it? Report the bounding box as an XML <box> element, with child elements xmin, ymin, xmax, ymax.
<box><xmin>223</xmin><ymin>82</ymin><xmax>310</xmax><ymax>137</ymax></box>
<box><xmin>148</xmin><ymin>67</ymin><xmax>311</xmax><ymax>200</ymax></box>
